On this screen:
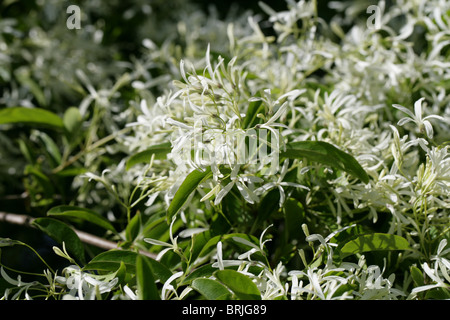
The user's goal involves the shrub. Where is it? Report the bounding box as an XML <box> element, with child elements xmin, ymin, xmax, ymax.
<box><xmin>0</xmin><ymin>0</ymin><xmax>449</xmax><ymax>300</ymax></box>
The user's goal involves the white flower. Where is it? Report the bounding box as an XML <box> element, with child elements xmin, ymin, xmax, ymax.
<box><xmin>0</xmin><ymin>267</ymin><xmax>37</xmax><ymax>300</ymax></box>
<box><xmin>144</xmin><ymin>217</ymin><xmax>179</xmax><ymax>260</ymax></box>
<box><xmin>412</xmin><ymin>239</ymin><xmax>450</xmax><ymax>295</ymax></box>
<box><xmin>255</xmin><ymin>160</ymin><xmax>309</xmax><ymax>207</ymax></box>
<box><xmin>393</xmin><ymin>98</ymin><xmax>445</xmax><ymax>139</ymax></box>
<box><xmin>213</xmin><ymin>165</ymin><xmax>261</xmax><ymax>205</ymax></box>
<box><xmin>161</xmin><ymin>271</ymin><xmax>184</xmax><ymax>300</ymax></box>
<box><xmin>55</xmin><ymin>265</ymin><xmax>118</xmax><ymax>300</ymax></box>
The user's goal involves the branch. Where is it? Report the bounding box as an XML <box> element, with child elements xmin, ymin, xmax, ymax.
<box><xmin>0</xmin><ymin>211</ymin><xmax>157</xmax><ymax>260</ymax></box>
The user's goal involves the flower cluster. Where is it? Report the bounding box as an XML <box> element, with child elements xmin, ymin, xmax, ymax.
<box><xmin>1</xmin><ymin>0</ymin><xmax>449</xmax><ymax>300</ymax></box>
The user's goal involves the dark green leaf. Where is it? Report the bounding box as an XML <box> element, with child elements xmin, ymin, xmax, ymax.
<box><xmin>243</xmin><ymin>98</ymin><xmax>264</xmax><ymax>129</ymax></box>
<box><xmin>167</xmin><ymin>168</ymin><xmax>212</xmax><ymax>221</ymax></box>
<box><xmin>283</xmin><ymin>198</ymin><xmax>305</xmax><ymax>240</ymax></box>
<box><xmin>425</xmin><ymin>287</ymin><xmax>450</xmax><ymax>300</ymax></box>
<box><xmin>136</xmin><ymin>255</ymin><xmax>160</xmax><ymax>300</ymax></box>
<box><xmin>47</xmin><ymin>205</ymin><xmax>117</xmax><ymax>233</ymax></box>
<box><xmin>340</xmin><ymin>233</ymin><xmax>411</xmax><ymax>258</ymax></box>
<box><xmin>281</xmin><ymin>141</ymin><xmax>369</xmax><ymax>183</ymax></box>
<box><xmin>126</xmin><ymin>142</ymin><xmax>171</xmax><ymax>170</ymax></box>
<box><xmin>0</xmin><ymin>107</ymin><xmax>63</xmax><ymax>129</ymax></box>
<box><xmin>215</xmin><ymin>269</ymin><xmax>261</xmax><ymax>300</ymax></box>
<box><xmin>32</xmin><ymin>217</ymin><xmax>85</xmax><ymax>264</ymax></box>
<box><xmin>192</xmin><ymin>278</ymin><xmax>231</xmax><ymax>300</ymax></box>
<box><xmin>126</xmin><ymin>212</ymin><xmax>141</xmax><ymax>242</ymax></box>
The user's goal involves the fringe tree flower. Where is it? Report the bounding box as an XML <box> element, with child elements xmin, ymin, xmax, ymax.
<box><xmin>393</xmin><ymin>98</ymin><xmax>445</xmax><ymax>140</ymax></box>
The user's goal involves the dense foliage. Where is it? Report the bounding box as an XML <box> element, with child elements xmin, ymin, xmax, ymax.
<box><xmin>0</xmin><ymin>0</ymin><xmax>449</xmax><ymax>300</ymax></box>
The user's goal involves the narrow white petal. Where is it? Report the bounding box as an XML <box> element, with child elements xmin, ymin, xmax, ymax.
<box><xmin>392</xmin><ymin>104</ymin><xmax>415</xmax><ymax>119</ymax></box>
<box><xmin>414</xmin><ymin>98</ymin><xmax>425</xmax><ymax>121</ymax></box>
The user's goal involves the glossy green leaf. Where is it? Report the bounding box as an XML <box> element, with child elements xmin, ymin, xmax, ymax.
<box><xmin>192</xmin><ymin>278</ymin><xmax>231</xmax><ymax>300</ymax></box>
<box><xmin>181</xmin><ymin>265</ymin><xmax>217</xmax><ymax>286</ymax></box>
<box><xmin>47</xmin><ymin>205</ymin><xmax>116</xmax><ymax>233</ymax></box>
<box><xmin>281</xmin><ymin>141</ymin><xmax>369</xmax><ymax>183</ymax></box>
<box><xmin>126</xmin><ymin>142</ymin><xmax>171</xmax><ymax>170</ymax></box>
<box><xmin>340</xmin><ymin>233</ymin><xmax>411</xmax><ymax>258</ymax></box>
<box><xmin>84</xmin><ymin>250</ymin><xmax>172</xmax><ymax>283</ymax></box>
<box><xmin>84</xmin><ymin>250</ymin><xmax>138</xmax><ymax>273</ymax></box>
<box><xmin>214</xmin><ymin>269</ymin><xmax>261</xmax><ymax>300</ymax></box>
<box><xmin>0</xmin><ymin>107</ymin><xmax>63</xmax><ymax>129</ymax></box>
<box><xmin>32</xmin><ymin>217</ymin><xmax>85</xmax><ymax>264</ymax></box>
<box><xmin>136</xmin><ymin>255</ymin><xmax>160</xmax><ymax>300</ymax></box>
<box><xmin>167</xmin><ymin>168</ymin><xmax>212</xmax><ymax>221</ymax></box>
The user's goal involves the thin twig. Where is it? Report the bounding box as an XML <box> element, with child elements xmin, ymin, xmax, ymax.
<box><xmin>0</xmin><ymin>211</ymin><xmax>157</xmax><ymax>259</ymax></box>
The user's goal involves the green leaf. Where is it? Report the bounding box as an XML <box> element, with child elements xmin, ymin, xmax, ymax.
<box><xmin>36</xmin><ymin>131</ymin><xmax>62</xmax><ymax>166</ymax></box>
<box><xmin>181</xmin><ymin>264</ymin><xmax>217</xmax><ymax>286</ymax></box>
<box><xmin>25</xmin><ymin>165</ymin><xmax>55</xmax><ymax>198</ymax></box>
<box><xmin>281</xmin><ymin>141</ymin><xmax>369</xmax><ymax>183</ymax></box>
<box><xmin>84</xmin><ymin>250</ymin><xmax>172</xmax><ymax>283</ymax></box>
<box><xmin>410</xmin><ymin>266</ymin><xmax>425</xmax><ymax>287</ymax></box>
<box><xmin>0</xmin><ymin>107</ymin><xmax>63</xmax><ymax>129</ymax></box>
<box><xmin>192</xmin><ymin>278</ymin><xmax>231</xmax><ymax>300</ymax></box>
<box><xmin>243</xmin><ymin>98</ymin><xmax>264</xmax><ymax>129</ymax></box>
<box><xmin>136</xmin><ymin>255</ymin><xmax>160</xmax><ymax>300</ymax></box>
<box><xmin>214</xmin><ymin>269</ymin><xmax>261</xmax><ymax>300</ymax></box>
<box><xmin>184</xmin><ymin>231</ymin><xmax>211</xmax><ymax>266</ymax></box>
<box><xmin>32</xmin><ymin>217</ymin><xmax>85</xmax><ymax>264</ymax></box>
<box><xmin>14</xmin><ymin>68</ymin><xmax>47</xmax><ymax>106</ymax></box>
<box><xmin>47</xmin><ymin>205</ymin><xmax>117</xmax><ymax>233</ymax></box>
<box><xmin>196</xmin><ymin>233</ymin><xmax>260</xmax><ymax>261</ymax></box>
<box><xmin>425</xmin><ymin>287</ymin><xmax>450</xmax><ymax>300</ymax></box>
<box><xmin>54</xmin><ymin>167</ymin><xmax>87</xmax><ymax>177</ymax></box>
<box><xmin>283</xmin><ymin>198</ymin><xmax>305</xmax><ymax>240</ymax></box>
<box><xmin>126</xmin><ymin>142</ymin><xmax>171</xmax><ymax>170</ymax></box>
<box><xmin>84</xmin><ymin>250</ymin><xmax>138</xmax><ymax>273</ymax></box>
<box><xmin>114</xmin><ymin>261</ymin><xmax>129</xmax><ymax>285</ymax></box>
<box><xmin>340</xmin><ymin>233</ymin><xmax>411</xmax><ymax>259</ymax></box>
<box><xmin>63</xmin><ymin>107</ymin><xmax>83</xmax><ymax>137</ymax></box>
<box><xmin>126</xmin><ymin>212</ymin><xmax>141</xmax><ymax>242</ymax></box>
<box><xmin>0</xmin><ymin>238</ymin><xmax>21</xmax><ymax>247</ymax></box>
<box><xmin>167</xmin><ymin>168</ymin><xmax>212</xmax><ymax>221</ymax></box>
